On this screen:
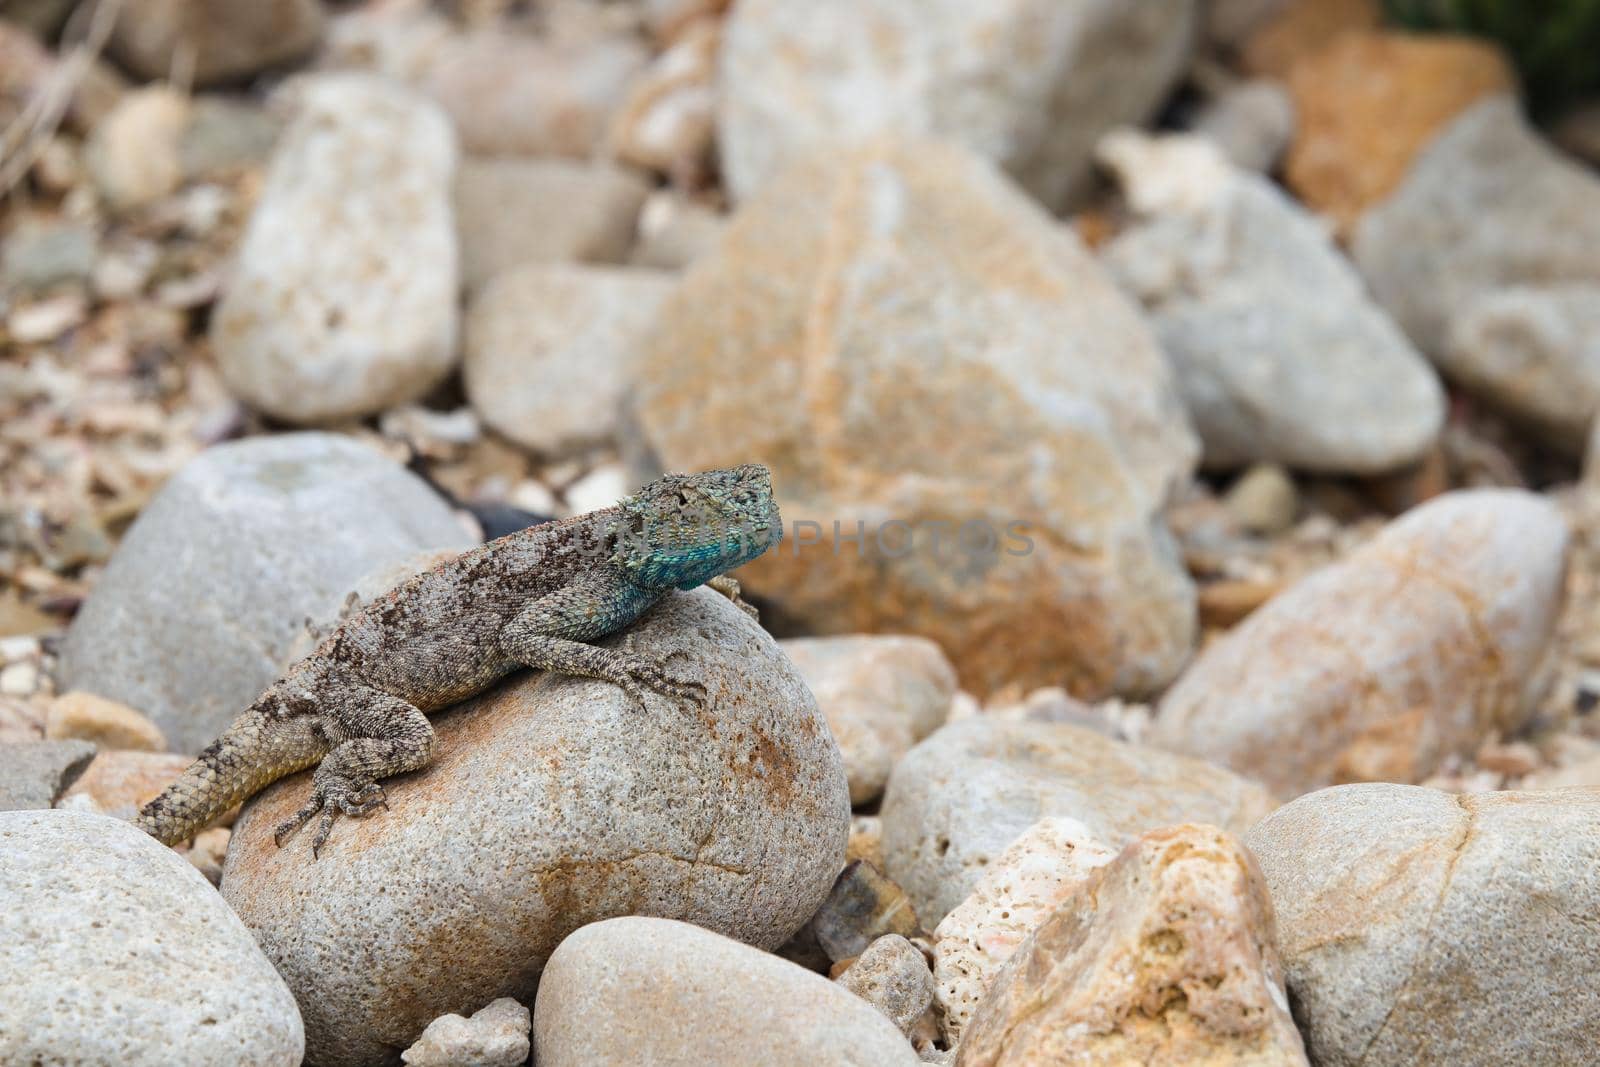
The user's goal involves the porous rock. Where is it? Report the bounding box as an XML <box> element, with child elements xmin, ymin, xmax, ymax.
<box><xmin>402</xmin><ymin>997</ymin><xmax>530</xmax><ymax>1067</ymax></box>
<box><xmin>836</xmin><ymin>934</ymin><xmax>935</xmax><ymax>1038</ymax></box>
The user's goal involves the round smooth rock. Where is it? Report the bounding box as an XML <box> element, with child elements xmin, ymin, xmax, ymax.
<box><xmin>110</xmin><ymin>0</ymin><xmax>325</xmax><ymax>86</ymax></box>
<box><xmin>1247</xmin><ymin>783</ymin><xmax>1600</xmax><ymax>1066</ymax></box>
<box><xmin>1155</xmin><ymin>489</ymin><xmax>1568</xmax><ymax>797</ymax></box>
<box><xmin>0</xmin><ymin>810</ymin><xmax>303</xmax><ymax>1066</ymax></box>
<box><xmin>534</xmin><ymin>916</ymin><xmax>920</xmax><ymax>1066</ymax></box>
<box><xmin>880</xmin><ymin>716</ymin><xmax>1278</xmax><ymax>926</ymax></box>
<box><xmin>222</xmin><ymin>589</ymin><xmax>851</xmax><ymax>1067</ymax></box>
<box><xmin>57</xmin><ymin>433</ymin><xmax>474</xmax><ymax>753</ymax></box>
<box><xmin>211</xmin><ymin>73</ymin><xmax>459</xmax><ymax>423</ymax></box>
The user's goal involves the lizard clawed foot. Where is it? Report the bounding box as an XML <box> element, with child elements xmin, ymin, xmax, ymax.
<box><xmin>615</xmin><ymin>648</ymin><xmax>708</xmax><ymax>711</ymax></box>
<box><xmin>273</xmin><ymin>777</ymin><xmax>390</xmax><ymax>858</ymax></box>
<box><xmin>707</xmin><ymin>575</ymin><xmax>759</xmax><ymax>621</ymax></box>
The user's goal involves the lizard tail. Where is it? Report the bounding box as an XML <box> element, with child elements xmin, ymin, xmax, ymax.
<box><xmin>136</xmin><ymin>707</ymin><xmax>322</xmax><ymax>846</ymax></box>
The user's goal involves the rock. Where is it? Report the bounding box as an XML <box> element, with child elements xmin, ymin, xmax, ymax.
<box><xmin>45</xmin><ymin>690</ymin><xmax>166</xmax><ymax>751</ymax></box>
<box><xmin>1156</xmin><ymin>490</ymin><xmax>1568</xmax><ymax>797</ymax></box>
<box><xmin>1247</xmin><ymin>784</ymin><xmax>1600</xmax><ymax>1066</ymax></box>
<box><xmin>179</xmin><ymin>95</ymin><xmax>282</xmax><ymax>179</ymax></box>
<box><xmin>812</xmin><ymin>860</ymin><xmax>923</xmax><ymax>964</ymax></box>
<box><xmin>1224</xmin><ymin>464</ymin><xmax>1298</xmax><ymax>534</ymax></box>
<box><xmin>221</xmin><ymin>589</ymin><xmax>850</xmax><ymax>1067</ymax></box>
<box><xmin>464</xmin><ymin>265</ymin><xmax>673</xmax><ymax>456</ymax></box>
<box><xmin>0</xmin><ymin>740</ymin><xmax>95</xmax><ymax>810</ymax></box>
<box><xmin>110</xmin><ymin>0</ymin><xmax>325</xmax><ymax>86</ymax></box>
<box><xmin>932</xmin><ymin>816</ymin><xmax>1118</xmax><ymax>1046</ymax></box>
<box><xmin>402</xmin><ymin>998</ymin><xmax>531</xmax><ymax>1067</ymax></box>
<box><xmin>534</xmin><ymin>916</ymin><xmax>920</xmax><ymax>1066</ymax></box>
<box><xmin>627</xmin><ymin>136</ymin><xmax>1199</xmax><ymax>698</ymax></box>
<box><xmin>0</xmin><ymin>810</ymin><xmax>303</xmax><ymax>1066</ymax></box>
<box><xmin>1238</xmin><ymin>0</ymin><xmax>1382</xmax><ymax>79</ymax></box>
<box><xmin>1284</xmin><ymin>32</ymin><xmax>1514</xmax><ymax>235</ymax></box>
<box><xmin>1206</xmin><ymin>0</ymin><xmax>1294</xmax><ymax>52</ymax></box>
<box><xmin>881</xmin><ymin>717</ymin><xmax>1278</xmax><ymax>925</ymax></box>
<box><xmin>0</xmin><ymin>217</ymin><xmax>97</xmax><ymax>294</ymax></box>
<box><xmin>630</xmin><ymin>194</ymin><xmax>728</xmax><ymax>269</ymax></box>
<box><xmin>1099</xmin><ymin>130</ymin><xmax>1444</xmax><ymax>474</ymax></box>
<box><xmin>781</xmin><ymin>635</ymin><xmax>956</xmax><ymax>805</ymax></box>
<box><xmin>186</xmin><ymin>825</ymin><xmax>230</xmax><ymax>885</ymax></box>
<box><xmin>455</xmin><ymin>158</ymin><xmax>650</xmax><ymax>292</ymax></box>
<box><xmin>837</xmin><ymin>934</ymin><xmax>934</xmax><ymax>1037</ymax></box>
<box><xmin>957</xmin><ymin>824</ymin><xmax>1307</xmax><ymax>1066</ymax></box>
<box><xmin>1552</xmin><ymin>99</ymin><xmax>1600</xmax><ymax>166</ymax></box>
<box><xmin>58</xmin><ymin>433</ymin><xmax>473</xmax><ymax>753</ymax></box>
<box><xmin>608</xmin><ymin>16</ymin><xmax>718</xmax><ymax>184</ymax></box>
<box><xmin>718</xmin><ymin>0</ymin><xmax>1197</xmax><ymax>209</ymax></box>
<box><xmin>84</xmin><ymin>85</ymin><xmax>190</xmax><ymax>210</ymax></box>
<box><xmin>211</xmin><ymin>73</ymin><xmax>458</xmax><ymax>423</ymax></box>
<box><xmin>57</xmin><ymin>750</ymin><xmax>196</xmax><ymax>821</ymax></box>
<box><xmin>1190</xmin><ymin>78</ymin><xmax>1295</xmax><ymax>173</ymax></box>
<box><xmin>848</xmin><ymin>814</ymin><xmax>886</xmax><ymax>869</ymax></box>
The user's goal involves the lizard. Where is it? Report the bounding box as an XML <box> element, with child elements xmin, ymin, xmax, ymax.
<box><xmin>136</xmin><ymin>463</ymin><xmax>783</xmax><ymax>857</ymax></box>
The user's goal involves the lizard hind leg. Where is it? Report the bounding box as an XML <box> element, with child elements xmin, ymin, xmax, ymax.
<box><xmin>273</xmin><ymin>692</ymin><xmax>436</xmax><ymax>858</ymax></box>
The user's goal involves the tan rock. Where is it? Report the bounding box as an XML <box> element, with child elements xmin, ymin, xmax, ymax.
<box><xmin>1156</xmin><ymin>490</ymin><xmax>1568</xmax><ymax>797</ymax></box>
<box><xmin>1238</xmin><ymin>0</ymin><xmax>1380</xmax><ymax>79</ymax></box>
<box><xmin>933</xmin><ymin>816</ymin><xmax>1118</xmax><ymax>1046</ymax></box>
<box><xmin>782</xmin><ymin>635</ymin><xmax>956</xmax><ymax>805</ymax></box>
<box><xmin>628</xmin><ymin>136</ymin><xmax>1198</xmax><ymax>698</ymax></box>
<box><xmin>57</xmin><ymin>750</ymin><xmax>196</xmax><ymax>821</ymax></box>
<box><xmin>84</xmin><ymin>86</ymin><xmax>190</xmax><ymax>211</ymax></box>
<box><xmin>957</xmin><ymin>824</ymin><xmax>1308</xmax><ymax>1066</ymax></box>
<box><xmin>881</xmin><ymin>717</ymin><xmax>1278</xmax><ymax>925</ymax></box>
<box><xmin>46</xmin><ymin>691</ymin><xmax>165</xmax><ymax>752</ymax></box>
<box><xmin>837</xmin><ymin>934</ymin><xmax>935</xmax><ymax>1038</ymax></box>
<box><xmin>1247</xmin><ymin>784</ymin><xmax>1600</xmax><ymax>1065</ymax></box>
<box><xmin>607</xmin><ymin>16</ymin><xmax>718</xmax><ymax>185</ymax></box>
<box><xmin>402</xmin><ymin>997</ymin><xmax>530</xmax><ymax>1067</ymax></box>
<box><xmin>1284</xmin><ymin>32</ymin><xmax>1514</xmax><ymax>234</ymax></box>
<box><xmin>812</xmin><ymin>860</ymin><xmax>923</xmax><ymax>964</ymax></box>
<box><xmin>110</xmin><ymin>0</ymin><xmax>325</xmax><ymax>86</ymax></box>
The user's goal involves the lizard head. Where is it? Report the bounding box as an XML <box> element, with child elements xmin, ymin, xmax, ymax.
<box><xmin>613</xmin><ymin>464</ymin><xmax>784</xmax><ymax>591</ymax></box>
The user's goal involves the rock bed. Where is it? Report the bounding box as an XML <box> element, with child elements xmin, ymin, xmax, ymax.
<box><xmin>5</xmin><ymin>0</ymin><xmax>1600</xmax><ymax>1065</ymax></box>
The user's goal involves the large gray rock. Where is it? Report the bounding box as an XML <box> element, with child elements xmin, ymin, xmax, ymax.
<box><xmin>211</xmin><ymin>73</ymin><xmax>459</xmax><ymax>423</ymax></box>
<box><xmin>110</xmin><ymin>0</ymin><xmax>325</xmax><ymax>86</ymax></box>
<box><xmin>1100</xmin><ymin>130</ymin><xmax>1443</xmax><ymax>474</ymax></box>
<box><xmin>718</xmin><ymin>0</ymin><xmax>1197</xmax><ymax>208</ymax></box>
<box><xmin>534</xmin><ymin>917</ymin><xmax>920</xmax><ymax>1066</ymax></box>
<box><xmin>58</xmin><ymin>434</ymin><xmax>473</xmax><ymax>753</ymax></box>
<box><xmin>1354</xmin><ymin>96</ymin><xmax>1600</xmax><ymax>450</ymax></box>
<box><xmin>0</xmin><ymin>739</ymin><xmax>94</xmax><ymax>810</ymax></box>
<box><xmin>1247</xmin><ymin>784</ymin><xmax>1600</xmax><ymax>1066</ymax></box>
<box><xmin>464</xmin><ymin>264</ymin><xmax>673</xmax><ymax>456</ymax></box>
<box><xmin>0</xmin><ymin>809</ymin><xmax>303</xmax><ymax>1066</ymax></box>
<box><xmin>880</xmin><ymin>717</ymin><xmax>1278</xmax><ymax>925</ymax></box>
<box><xmin>222</xmin><ymin>589</ymin><xmax>851</xmax><ymax>1067</ymax></box>
<box><xmin>1156</xmin><ymin>490</ymin><xmax>1568</xmax><ymax>797</ymax></box>
<box><xmin>626</xmin><ymin>136</ymin><xmax>1199</xmax><ymax>699</ymax></box>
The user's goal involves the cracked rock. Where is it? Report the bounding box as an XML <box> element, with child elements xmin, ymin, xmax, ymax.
<box><xmin>1247</xmin><ymin>783</ymin><xmax>1600</xmax><ymax>1066</ymax></box>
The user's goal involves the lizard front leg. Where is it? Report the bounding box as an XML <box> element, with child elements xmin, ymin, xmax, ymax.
<box><xmin>273</xmin><ymin>690</ymin><xmax>435</xmax><ymax>857</ymax></box>
<box><xmin>497</xmin><ymin>572</ymin><xmax>704</xmax><ymax>711</ymax></box>
<box><xmin>707</xmin><ymin>574</ymin><xmax>759</xmax><ymax>620</ymax></box>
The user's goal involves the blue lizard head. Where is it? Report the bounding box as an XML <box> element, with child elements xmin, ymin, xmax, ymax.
<box><xmin>613</xmin><ymin>464</ymin><xmax>784</xmax><ymax>591</ymax></box>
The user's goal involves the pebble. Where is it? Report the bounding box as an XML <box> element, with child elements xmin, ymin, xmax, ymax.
<box><xmin>464</xmin><ymin>265</ymin><xmax>674</xmax><ymax>456</ymax></box>
<box><xmin>455</xmin><ymin>158</ymin><xmax>651</xmax><ymax>292</ymax></box>
<box><xmin>1190</xmin><ymin>77</ymin><xmax>1296</xmax><ymax>173</ymax></box>
<box><xmin>628</xmin><ymin>136</ymin><xmax>1199</xmax><ymax>698</ymax></box>
<box><xmin>45</xmin><ymin>690</ymin><xmax>166</xmax><ymax>751</ymax></box>
<box><xmin>0</xmin><ymin>217</ymin><xmax>97</xmax><ymax>294</ymax></box>
<box><xmin>780</xmin><ymin>635</ymin><xmax>956</xmax><ymax>805</ymax></box>
<box><xmin>880</xmin><ymin>716</ymin><xmax>1277</xmax><ymax>925</ymax></box>
<box><xmin>533</xmin><ymin>916</ymin><xmax>921</xmax><ymax>1066</ymax></box>
<box><xmin>0</xmin><ymin>660</ymin><xmax>39</xmax><ymax>696</ymax></box>
<box><xmin>1224</xmin><ymin>463</ymin><xmax>1299</xmax><ymax>534</ymax></box>
<box><xmin>563</xmin><ymin>464</ymin><xmax>631</xmax><ymax>516</ymax></box>
<box><xmin>211</xmin><ymin>73</ymin><xmax>459</xmax><ymax>423</ymax></box>
<box><xmin>57</xmin><ymin>751</ymin><xmax>197</xmax><ymax>821</ymax></box>
<box><xmin>811</xmin><ymin>860</ymin><xmax>923</xmax><ymax>964</ymax></box>
<box><xmin>58</xmin><ymin>433</ymin><xmax>473</xmax><ymax>753</ymax></box>
<box><xmin>717</xmin><ymin>0</ymin><xmax>1198</xmax><ymax>208</ymax></box>
<box><xmin>221</xmin><ymin>589</ymin><xmax>850</xmax><ymax>1067</ymax></box>
<box><xmin>402</xmin><ymin>998</ymin><xmax>531</xmax><ymax>1067</ymax></box>
<box><xmin>83</xmin><ymin>86</ymin><xmax>190</xmax><ymax>211</ymax></box>
<box><xmin>932</xmin><ymin>816</ymin><xmax>1118</xmax><ymax>1046</ymax></box>
<box><xmin>0</xmin><ymin>740</ymin><xmax>95</xmax><ymax>810</ymax></box>
<box><xmin>1099</xmin><ymin>130</ymin><xmax>1444</xmax><ymax>474</ymax></box>
<box><xmin>608</xmin><ymin>16</ymin><xmax>718</xmax><ymax>184</ymax></box>
<box><xmin>6</xmin><ymin>293</ymin><xmax>88</xmax><ymax>344</ymax></box>
<box><xmin>0</xmin><ymin>810</ymin><xmax>304</xmax><ymax>1066</ymax></box>
<box><xmin>958</xmin><ymin>824</ymin><xmax>1308</xmax><ymax>1066</ymax></box>
<box><xmin>630</xmin><ymin>194</ymin><xmax>729</xmax><ymax>269</ymax></box>
<box><xmin>836</xmin><ymin>934</ymin><xmax>935</xmax><ymax>1038</ymax></box>
<box><xmin>1156</xmin><ymin>489</ymin><xmax>1568</xmax><ymax>796</ymax></box>
<box><xmin>1247</xmin><ymin>784</ymin><xmax>1600</xmax><ymax>1065</ymax></box>
<box><xmin>109</xmin><ymin>0</ymin><xmax>325</xmax><ymax>86</ymax></box>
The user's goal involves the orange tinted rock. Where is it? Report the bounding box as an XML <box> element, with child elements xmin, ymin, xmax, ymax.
<box><xmin>1284</xmin><ymin>32</ymin><xmax>1515</xmax><ymax>234</ymax></box>
<box><xmin>1239</xmin><ymin>0</ymin><xmax>1380</xmax><ymax>78</ymax></box>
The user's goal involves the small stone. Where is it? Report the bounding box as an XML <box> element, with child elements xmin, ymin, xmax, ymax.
<box><xmin>1474</xmin><ymin>738</ymin><xmax>1540</xmax><ymax>778</ymax></box>
<box><xmin>402</xmin><ymin>998</ymin><xmax>531</xmax><ymax>1067</ymax></box>
<box><xmin>1285</xmin><ymin>31</ymin><xmax>1515</xmax><ymax>234</ymax></box>
<box><xmin>186</xmin><ymin>826</ymin><xmax>230</xmax><ymax>885</ymax></box>
<box><xmin>932</xmin><ymin>816</ymin><xmax>1118</xmax><ymax>1046</ymax></box>
<box><xmin>1238</xmin><ymin>0</ymin><xmax>1381</xmax><ymax>79</ymax></box>
<box><xmin>1224</xmin><ymin>464</ymin><xmax>1298</xmax><ymax>534</ymax></box>
<box><xmin>211</xmin><ymin>74</ymin><xmax>459</xmax><ymax>423</ymax></box>
<box><xmin>6</xmin><ymin>293</ymin><xmax>88</xmax><ymax>344</ymax></box>
<box><xmin>57</xmin><ymin>750</ymin><xmax>196</xmax><ymax>821</ymax></box>
<box><xmin>534</xmin><ymin>917</ymin><xmax>920</xmax><ymax>1066</ymax></box>
<box><xmin>0</xmin><ymin>740</ymin><xmax>95</xmax><ymax>811</ymax></box>
<box><xmin>464</xmin><ymin>265</ymin><xmax>673</xmax><ymax>456</ymax></box>
<box><xmin>836</xmin><ymin>934</ymin><xmax>935</xmax><ymax>1038</ymax></box>
<box><xmin>781</xmin><ymin>635</ymin><xmax>956</xmax><ymax>805</ymax></box>
<box><xmin>1190</xmin><ymin>78</ymin><xmax>1296</xmax><ymax>173</ymax></box>
<box><xmin>607</xmin><ymin>16</ymin><xmax>717</xmax><ymax>184</ymax></box>
<box><xmin>848</xmin><ymin>814</ymin><xmax>885</xmax><ymax>869</ymax></box>
<box><xmin>812</xmin><ymin>861</ymin><xmax>923</xmax><ymax>964</ymax></box>
<box><xmin>0</xmin><ymin>660</ymin><xmax>39</xmax><ymax>696</ymax></box>
<box><xmin>455</xmin><ymin>159</ymin><xmax>651</xmax><ymax>292</ymax></box>
<box><xmin>1198</xmin><ymin>578</ymin><xmax>1282</xmax><ymax>629</ymax></box>
<box><xmin>110</xmin><ymin>0</ymin><xmax>325</xmax><ymax>86</ymax></box>
<box><xmin>84</xmin><ymin>86</ymin><xmax>190</xmax><ymax>211</ymax></box>
<box><xmin>563</xmin><ymin>464</ymin><xmax>630</xmax><ymax>516</ymax></box>
<box><xmin>630</xmin><ymin>194</ymin><xmax>729</xmax><ymax>269</ymax></box>
<box><xmin>179</xmin><ymin>95</ymin><xmax>282</xmax><ymax>179</ymax></box>
<box><xmin>957</xmin><ymin>824</ymin><xmax>1308</xmax><ymax>1066</ymax></box>
<box><xmin>45</xmin><ymin>691</ymin><xmax>166</xmax><ymax>752</ymax></box>
<box><xmin>0</xmin><ymin>218</ymin><xmax>97</xmax><ymax>294</ymax></box>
